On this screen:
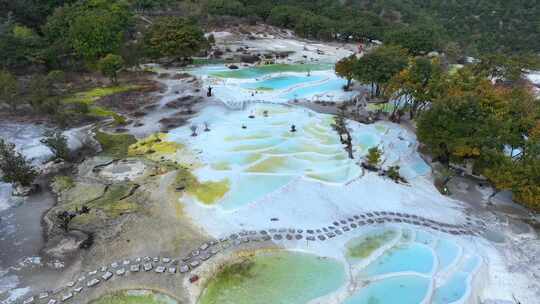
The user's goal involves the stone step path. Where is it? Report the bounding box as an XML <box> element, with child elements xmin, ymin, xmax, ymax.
<box><xmin>19</xmin><ymin>211</ymin><xmax>487</xmax><ymax>304</ymax></box>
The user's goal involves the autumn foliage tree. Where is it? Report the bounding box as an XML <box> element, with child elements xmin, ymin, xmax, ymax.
<box><xmin>352</xmin><ymin>45</ymin><xmax>409</xmax><ymax>98</ymax></box>
<box><xmin>386</xmin><ymin>57</ymin><xmax>446</xmax><ymax>119</ymax></box>
<box><xmin>417</xmin><ymin>66</ymin><xmax>540</xmax><ymax>211</ymax></box>
<box><xmin>143</xmin><ymin>17</ymin><xmax>208</xmax><ymax>64</ymax></box>
<box><xmin>335</xmin><ymin>55</ymin><xmax>357</xmax><ymax>91</ymax></box>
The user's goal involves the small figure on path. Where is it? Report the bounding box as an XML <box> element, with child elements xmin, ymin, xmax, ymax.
<box><xmin>290</xmin><ymin>125</ymin><xmax>297</xmax><ymax>132</ymax></box>
<box><xmin>207</xmin><ymin>86</ymin><xmax>213</xmax><ymax>97</ymax></box>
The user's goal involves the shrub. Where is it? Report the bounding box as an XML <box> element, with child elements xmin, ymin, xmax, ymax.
<box><xmin>366</xmin><ymin>147</ymin><xmax>382</xmax><ymax>167</ymax></box>
<box><xmin>0</xmin><ymin>139</ymin><xmax>38</xmax><ymax>186</ymax></box>
<box><xmin>42</xmin><ymin>130</ymin><xmax>71</xmax><ymax>161</ymax></box>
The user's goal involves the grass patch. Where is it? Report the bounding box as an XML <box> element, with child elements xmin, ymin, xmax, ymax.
<box><xmin>128</xmin><ymin>133</ymin><xmax>183</xmax><ymax>160</ymax></box>
<box><xmin>52</xmin><ymin>175</ymin><xmax>74</xmax><ymax>193</ymax></box>
<box><xmin>63</xmin><ymin>85</ymin><xmax>140</xmax><ymax>105</ymax></box>
<box><xmin>62</xmin><ymin>85</ymin><xmax>139</xmax><ymax>120</ymax></box>
<box><xmin>95</xmin><ymin>131</ymin><xmax>137</xmax><ymax>158</ymax></box>
<box><xmin>347</xmin><ymin>230</ymin><xmax>397</xmax><ymax>259</ymax></box>
<box><xmin>174</xmin><ymin>168</ymin><xmax>229</xmax><ymax>205</ymax></box>
<box><xmin>88</xmin><ymin>184</ymin><xmax>139</xmax><ymax>218</ymax></box>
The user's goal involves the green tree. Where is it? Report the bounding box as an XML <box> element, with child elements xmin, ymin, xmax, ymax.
<box><xmin>366</xmin><ymin>147</ymin><xmax>382</xmax><ymax>167</ymax></box>
<box><xmin>335</xmin><ymin>55</ymin><xmax>357</xmax><ymax>91</ymax></box>
<box><xmin>42</xmin><ymin>130</ymin><xmax>71</xmax><ymax>161</ymax></box>
<box><xmin>384</xmin><ymin>25</ymin><xmax>442</xmax><ymax>56</ymax></box>
<box><xmin>207</xmin><ymin>0</ymin><xmax>245</xmax><ymax>16</ymax></box>
<box><xmin>472</xmin><ymin>53</ymin><xmax>540</xmax><ymax>84</ymax></box>
<box><xmin>43</xmin><ymin>0</ymin><xmax>133</xmax><ymax>63</ymax></box>
<box><xmin>143</xmin><ymin>17</ymin><xmax>208</xmax><ymax>63</ymax></box>
<box><xmin>26</xmin><ymin>72</ymin><xmax>66</xmax><ymax>114</ymax></box>
<box><xmin>386</xmin><ymin>57</ymin><xmax>446</xmax><ymax>119</ymax></box>
<box><xmin>353</xmin><ymin>45</ymin><xmax>409</xmax><ymax>98</ymax></box>
<box><xmin>0</xmin><ymin>139</ymin><xmax>38</xmax><ymax>186</ymax></box>
<box><xmin>98</xmin><ymin>54</ymin><xmax>124</xmax><ymax>84</ymax></box>
<box><xmin>0</xmin><ymin>70</ymin><xmax>19</xmax><ymax>111</ymax></box>
<box><xmin>0</xmin><ymin>17</ymin><xmax>43</xmax><ymax>69</ymax></box>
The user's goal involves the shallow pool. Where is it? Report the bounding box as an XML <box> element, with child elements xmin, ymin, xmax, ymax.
<box><xmin>219</xmin><ymin>174</ymin><xmax>293</xmax><ymax>210</ymax></box>
<box><xmin>433</xmin><ymin>271</ymin><xmax>470</xmax><ymax>304</ymax></box>
<box><xmin>240</xmin><ymin>75</ymin><xmax>324</xmax><ymax>91</ymax></box>
<box><xmin>171</xmin><ymin>104</ymin><xmax>362</xmax><ymax>209</ymax></box>
<box><xmin>198</xmin><ymin>250</ymin><xmax>345</xmax><ymax>304</ymax></box>
<box><xmin>435</xmin><ymin>239</ymin><xmax>460</xmax><ymax>271</ymax></box>
<box><xmin>91</xmin><ymin>290</ymin><xmax>178</xmax><ymax>304</ymax></box>
<box><xmin>283</xmin><ymin>78</ymin><xmax>348</xmax><ymax>100</ymax></box>
<box><xmin>210</xmin><ymin>64</ymin><xmax>332</xmax><ymax>79</ymax></box>
<box><xmin>343</xmin><ymin>275</ymin><xmax>430</xmax><ymax>304</ymax></box>
<box><xmin>364</xmin><ymin>243</ymin><xmax>435</xmax><ymax>276</ymax></box>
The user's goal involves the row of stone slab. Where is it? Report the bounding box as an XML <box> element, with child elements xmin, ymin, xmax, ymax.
<box><xmin>20</xmin><ymin>211</ymin><xmax>485</xmax><ymax>304</ymax></box>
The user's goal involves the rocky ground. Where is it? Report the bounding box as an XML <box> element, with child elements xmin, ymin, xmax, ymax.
<box><xmin>1</xmin><ymin>27</ymin><xmax>539</xmax><ymax>304</ymax></box>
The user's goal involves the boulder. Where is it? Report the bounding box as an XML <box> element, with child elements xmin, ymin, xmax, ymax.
<box><xmin>240</xmin><ymin>55</ymin><xmax>259</xmax><ymax>64</ymax></box>
<box><xmin>12</xmin><ymin>183</ymin><xmax>37</xmax><ymax>197</ymax></box>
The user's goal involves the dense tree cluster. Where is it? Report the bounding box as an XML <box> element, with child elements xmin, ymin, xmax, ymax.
<box><xmin>197</xmin><ymin>0</ymin><xmax>540</xmax><ymax>55</ymax></box>
<box><xmin>0</xmin><ymin>1</ymin><xmax>208</xmax><ymax>122</ymax></box>
<box><xmin>335</xmin><ymin>43</ymin><xmax>539</xmax><ymax>210</ymax></box>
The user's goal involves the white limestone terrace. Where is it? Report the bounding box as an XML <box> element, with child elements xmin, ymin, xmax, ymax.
<box><xmin>160</xmin><ymin>100</ymin><xmax>537</xmax><ymax>303</ymax></box>
<box><xmin>188</xmin><ymin>65</ymin><xmax>359</xmax><ymax>109</ymax></box>
<box><xmin>2</xmin><ymin>33</ymin><xmax>540</xmax><ymax>304</ymax></box>
<box><xmin>13</xmin><ymin>211</ymin><xmax>486</xmax><ymax>304</ymax></box>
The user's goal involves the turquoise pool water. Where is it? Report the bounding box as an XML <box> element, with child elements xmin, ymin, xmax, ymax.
<box><xmin>435</xmin><ymin>239</ymin><xmax>460</xmax><ymax>271</ymax></box>
<box><xmin>415</xmin><ymin>230</ymin><xmax>435</xmax><ymax>245</ymax></box>
<box><xmin>198</xmin><ymin>250</ymin><xmax>345</xmax><ymax>304</ymax></box>
<box><xmin>283</xmin><ymin>78</ymin><xmax>348</xmax><ymax>100</ymax></box>
<box><xmin>174</xmin><ymin>104</ymin><xmax>362</xmax><ymax>209</ymax></box>
<box><xmin>462</xmin><ymin>256</ymin><xmax>481</xmax><ymax>273</ymax></box>
<box><xmin>433</xmin><ymin>271</ymin><xmax>469</xmax><ymax>304</ymax></box>
<box><xmin>240</xmin><ymin>75</ymin><xmax>324</xmax><ymax>90</ymax></box>
<box><xmin>210</xmin><ymin>64</ymin><xmax>332</xmax><ymax>79</ymax></box>
<box><xmin>343</xmin><ymin>275</ymin><xmax>430</xmax><ymax>304</ymax></box>
<box><xmin>364</xmin><ymin>243</ymin><xmax>435</xmax><ymax>276</ymax></box>
<box><xmin>220</xmin><ymin>174</ymin><xmax>293</xmax><ymax>210</ymax></box>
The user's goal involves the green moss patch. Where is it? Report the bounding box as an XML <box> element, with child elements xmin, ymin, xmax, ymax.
<box><xmin>174</xmin><ymin>168</ymin><xmax>229</xmax><ymax>205</ymax></box>
<box><xmin>63</xmin><ymin>85</ymin><xmax>139</xmax><ymax>119</ymax></box>
<box><xmin>347</xmin><ymin>230</ymin><xmax>397</xmax><ymax>259</ymax></box>
<box><xmin>63</xmin><ymin>86</ymin><xmax>140</xmax><ymax>105</ymax></box>
<box><xmin>199</xmin><ymin>251</ymin><xmax>345</xmax><ymax>304</ymax></box>
<box><xmin>64</xmin><ymin>183</ymin><xmax>139</xmax><ymax>218</ymax></box>
<box><xmin>95</xmin><ymin>131</ymin><xmax>137</xmax><ymax>158</ymax></box>
<box><xmin>52</xmin><ymin>175</ymin><xmax>75</xmax><ymax>193</ymax></box>
<box><xmin>91</xmin><ymin>290</ymin><xmax>178</xmax><ymax>304</ymax></box>
<box><xmin>245</xmin><ymin>157</ymin><xmax>287</xmax><ymax>173</ymax></box>
<box><xmin>128</xmin><ymin>133</ymin><xmax>183</xmax><ymax>160</ymax></box>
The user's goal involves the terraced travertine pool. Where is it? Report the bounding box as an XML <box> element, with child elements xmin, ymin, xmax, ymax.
<box><xmin>195</xmin><ymin>227</ymin><xmax>482</xmax><ymax>304</ymax></box>
<box><xmin>167</xmin><ymin>103</ymin><xmax>430</xmax><ymax>210</ymax></box>
<box><xmin>188</xmin><ymin>63</ymin><xmax>357</xmax><ymax>104</ymax></box>
<box><xmin>199</xmin><ymin>250</ymin><xmax>346</xmax><ymax>304</ymax></box>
